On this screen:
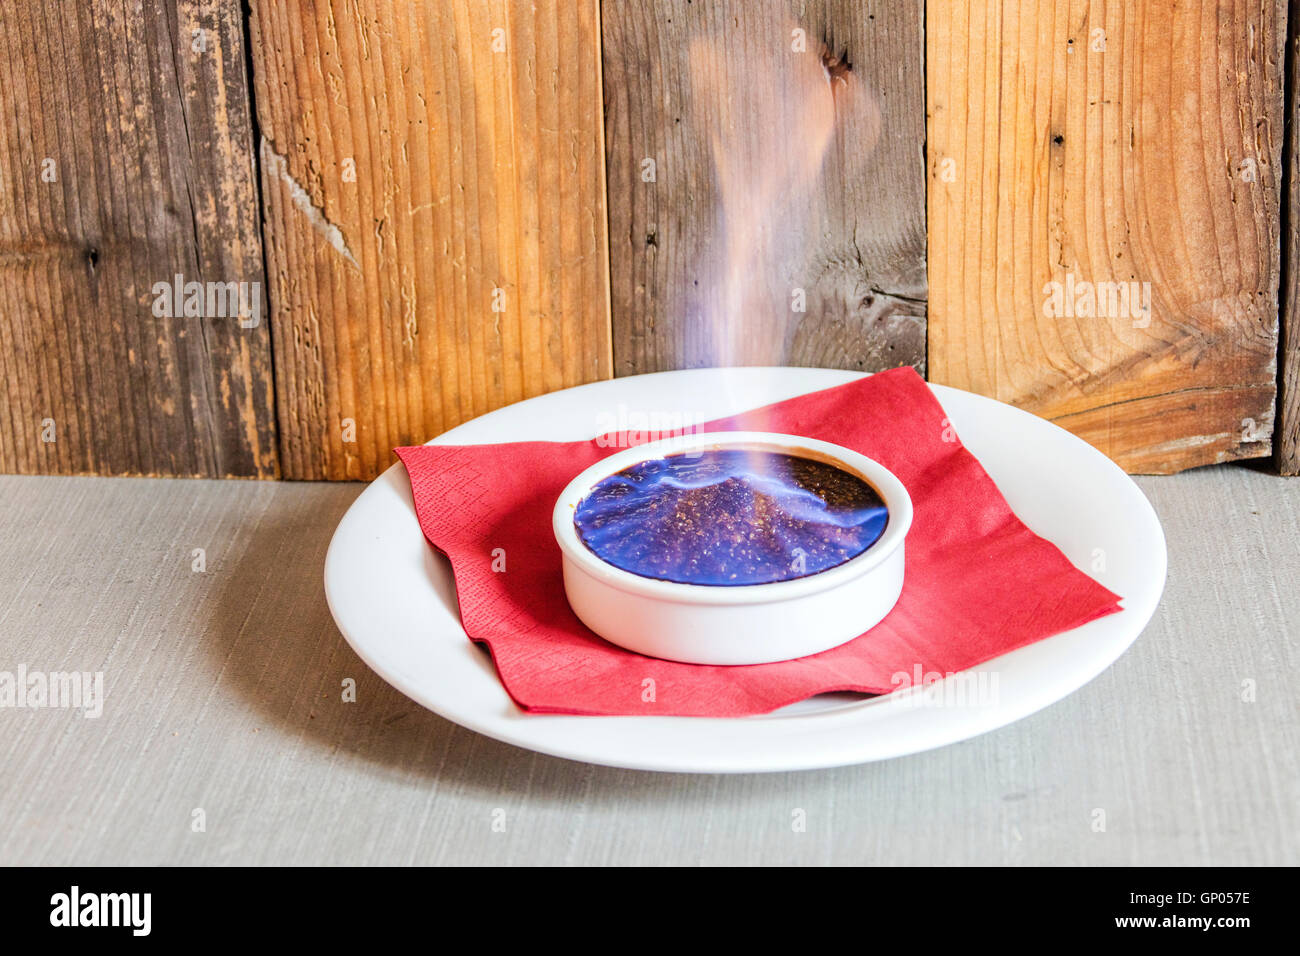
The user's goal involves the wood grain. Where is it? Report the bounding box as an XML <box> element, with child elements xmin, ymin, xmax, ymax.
<box><xmin>927</xmin><ymin>0</ymin><xmax>1285</xmax><ymax>474</ymax></box>
<box><xmin>0</xmin><ymin>1</ymin><xmax>277</xmax><ymax>477</ymax></box>
<box><xmin>249</xmin><ymin>0</ymin><xmax>612</xmax><ymax>481</ymax></box>
<box><xmin>1279</xmin><ymin>6</ymin><xmax>1300</xmax><ymax>476</ymax></box>
<box><xmin>0</xmin><ymin>468</ymin><xmax>1295</xmax><ymax>864</ymax></box>
<box><xmin>601</xmin><ymin>0</ymin><xmax>927</xmax><ymax>375</ymax></box>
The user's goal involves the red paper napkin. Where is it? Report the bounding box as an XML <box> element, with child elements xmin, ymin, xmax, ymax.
<box><xmin>395</xmin><ymin>367</ymin><xmax>1122</xmax><ymax>717</ymax></box>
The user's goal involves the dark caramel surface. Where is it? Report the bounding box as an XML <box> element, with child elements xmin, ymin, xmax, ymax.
<box><xmin>573</xmin><ymin>449</ymin><xmax>888</xmax><ymax>585</ymax></box>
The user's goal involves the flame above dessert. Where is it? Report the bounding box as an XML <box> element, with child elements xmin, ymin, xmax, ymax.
<box><xmin>573</xmin><ymin>449</ymin><xmax>888</xmax><ymax>586</ymax></box>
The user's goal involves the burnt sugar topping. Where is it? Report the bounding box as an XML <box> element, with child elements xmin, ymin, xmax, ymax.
<box><xmin>573</xmin><ymin>448</ymin><xmax>888</xmax><ymax>586</ymax></box>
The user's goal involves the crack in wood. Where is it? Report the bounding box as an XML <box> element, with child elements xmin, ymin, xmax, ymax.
<box><xmin>259</xmin><ymin>137</ymin><xmax>359</xmax><ymax>270</ymax></box>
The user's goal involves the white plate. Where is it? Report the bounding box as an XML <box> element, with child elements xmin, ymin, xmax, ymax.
<box><xmin>324</xmin><ymin>368</ymin><xmax>1166</xmax><ymax>773</ymax></box>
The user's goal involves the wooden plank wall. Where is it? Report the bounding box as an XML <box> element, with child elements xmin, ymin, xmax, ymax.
<box><xmin>249</xmin><ymin>0</ymin><xmax>611</xmax><ymax>480</ymax></box>
<box><xmin>928</xmin><ymin>0</ymin><xmax>1287</xmax><ymax>474</ymax></box>
<box><xmin>601</xmin><ymin>0</ymin><xmax>927</xmax><ymax>375</ymax></box>
<box><xmin>0</xmin><ymin>1</ymin><xmax>277</xmax><ymax>477</ymax></box>
<box><xmin>3</xmin><ymin>0</ymin><xmax>1298</xmax><ymax>479</ymax></box>
<box><xmin>1280</xmin><ymin>5</ymin><xmax>1300</xmax><ymax>476</ymax></box>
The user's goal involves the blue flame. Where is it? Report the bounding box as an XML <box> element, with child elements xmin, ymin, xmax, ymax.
<box><xmin>574</xmin><ymin>449</ymin><xmax>888</xmax><ymax>586</ymax></box>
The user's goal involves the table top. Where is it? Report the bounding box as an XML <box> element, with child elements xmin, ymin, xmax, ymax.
<box><xmin>1</xmin><ymin>464</ymin><xmax>1296</xmax><ymax>865</ymax></box>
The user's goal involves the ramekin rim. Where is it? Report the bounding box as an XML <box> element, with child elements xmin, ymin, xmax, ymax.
<box><xmin>551</xmin><ymin>431</ymin><xmax>912</xmax><ymax>606</ymax></box>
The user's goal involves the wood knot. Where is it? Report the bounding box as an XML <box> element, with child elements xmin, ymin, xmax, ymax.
<box><xmin>820</xmin><ymin>46</ymin><xmax>852</xmax><ymax>86</ymax></box>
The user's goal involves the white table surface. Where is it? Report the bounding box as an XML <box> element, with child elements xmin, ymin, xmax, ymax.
<box><xmin>0</xmin><ymin>464</ymin><xmax>1295</xmax><ymax>865</ymax></box>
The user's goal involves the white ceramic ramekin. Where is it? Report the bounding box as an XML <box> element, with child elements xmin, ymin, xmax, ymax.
<box><xmin>552</xmin><ymin>431</ymin><xmax>912</xmax><ymax>665</ymax></box>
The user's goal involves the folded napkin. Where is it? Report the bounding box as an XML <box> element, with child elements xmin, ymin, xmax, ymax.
<box><xmin>395</xmin><ymin>367</ymin><xmax>1122</xmax><ymax>717</ymax></box>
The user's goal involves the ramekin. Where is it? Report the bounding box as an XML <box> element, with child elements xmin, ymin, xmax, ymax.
<box><xmin>552</xmin><ymin>431</ymin><xmax>912</xmax><ymax>665</ymax></box>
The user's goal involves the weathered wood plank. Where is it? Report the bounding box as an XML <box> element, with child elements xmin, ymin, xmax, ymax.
<box><xmin>1279</xmin><ymin>4</ymin><xmax>1300</xmax><ymax>476</ymax></box>
<box><xmin>0</xmin><ymin>1</ymin><xmax>277</xmax><ymax>477</ymax></box>
<box><xmin>927</xmin><ymin>0</ymin><xmax>1285</xmax><ymax>475</ymax></box>
<box><xmin>249</xmin><ymin>0</ymin><xmax>612</xmax><ymax>481</ymax></box>
<box><xmin>601</xmin><ymin>0</ymin><xmax>927</xmax><ymax>376</ymax></box>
